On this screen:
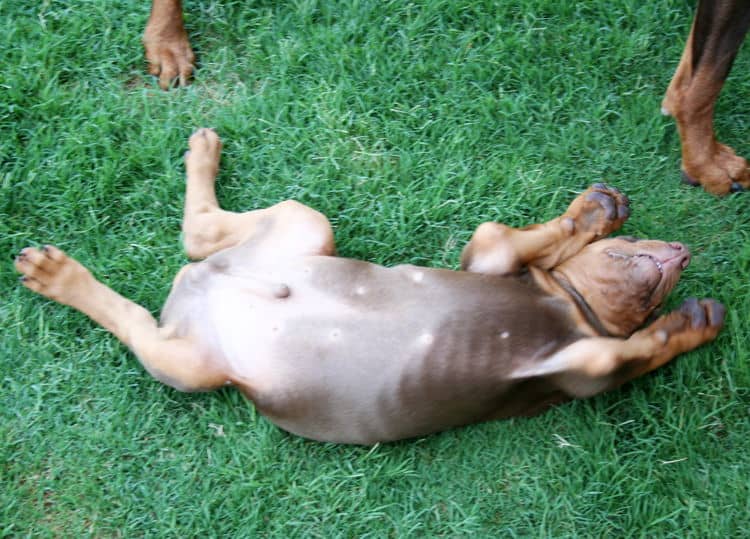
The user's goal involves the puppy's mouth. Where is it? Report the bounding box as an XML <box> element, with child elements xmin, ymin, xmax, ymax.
<box><xmin>646</xmin><ymin>243</ymin><xmax>692</xmax><ymax>273</ymax></box>
<box><xmin>608</xmin><ymin>243</ymin><xmax>690</xmax><ymax>282</ymax></box>
<box><xmin>637</xmin><ymin>253</ymin><xmax>664</xmax><ymax>276</ymax></box>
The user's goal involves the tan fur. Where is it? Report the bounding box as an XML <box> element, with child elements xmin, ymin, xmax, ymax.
<box><xmin>143</xmin><ymin>0</ymin><xmax>194</xmax><ymax>90</ymax></box>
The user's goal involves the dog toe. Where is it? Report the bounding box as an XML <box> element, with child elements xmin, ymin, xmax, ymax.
<box><xmin>15</xmin><ymin>245</ymin><xmax>91</xmax><ymax>302</ymax></box>
<box><xmin>617</xmin><ymin>202</ymin><xmax>630</xmax><ymax>220</ymax></box>
<box><xmin>585</xmin><ymin>191</ymin><xmax>617</xmax><ymax>220</ymax></box>
<box><xmin>15</xmin><ymin>246</ymin><xmax>61</xmax><ymax>280</ymax></box>
<box><xmin>680</xmin><ymin>170</ymin><xmax>700</xmax><ymax>187</ymax></box>
<box><xmin>19</xmin><ymin>274</ymin><xmax>43</xmax><ymax>294</ymax></box>
<box><xmin>680</xmin><ymin>297</ymin><xmax>706</xmax><ymax>329</ymax></box>
<box><xmin>703</xmin><ymin>299</ymin><xmax>726</xmax><ymax>328</ymax></box>
<box><xmin>189</xmin><ymin>127</ymin><xmax>219</xmax><ymax>146</ymax></box>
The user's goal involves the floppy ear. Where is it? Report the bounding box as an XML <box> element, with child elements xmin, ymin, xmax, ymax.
<box><xmin>551</xmin><ymin>240</ymin><xmax>674</xmax><ymax>338</ymax></box>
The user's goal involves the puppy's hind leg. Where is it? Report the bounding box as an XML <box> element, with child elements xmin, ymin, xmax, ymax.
<box><xmin>182</xmin><ymin>128</ymin><xmax>335</xmax><ymax>260</ymax></box>
<box><xmin>461</xmin><ymin>184</ymin><xmax>630</xmax><ymax>275</ymax></box>
<box><xmin>15</xmin><ymin>246</ymin><xmax>228</xmax><ymax>392</ymax></box>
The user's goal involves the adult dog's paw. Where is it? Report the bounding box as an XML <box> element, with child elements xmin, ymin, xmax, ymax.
<box><xmin>681</xmin><ymin>142</ymin><xmax>750</xmax><ymax>195</ymax></box>
<box><xmin>143</xmin><ymin>23</ymin><xmax>195</xmax><ymax>90</ymax></box>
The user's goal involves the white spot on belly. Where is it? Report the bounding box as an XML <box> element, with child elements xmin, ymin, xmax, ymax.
<box><xmin>412</xmin><ymin>271</ymin><xmax>424</xmax><ymax>283</ymax></box>
<box><xmin>418</xmin><ymin>333</ymin><xmax>434</xmax><ymax>346</ymax></box>
<box><xmin>355</xmin><ymin>285</ymin><xmax>366</xmax><ymax>295</ymax></box>
<box><xmin>499</xmin><ymin>331</ymin><xmax>510</xmax><ymax>339</ymax></box>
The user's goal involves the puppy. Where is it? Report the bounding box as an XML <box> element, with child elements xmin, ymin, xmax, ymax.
<box><xmin>15</xmin><ymin>129</ymin><xmax>724</xmax><ymax>444</ymax></box>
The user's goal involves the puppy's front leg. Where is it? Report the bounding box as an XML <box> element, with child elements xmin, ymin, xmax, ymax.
<box><xmin>511</xmin><ymin>298</ymin><xmax>724</xmax><ymax>398</ymax></box>
<box><xmin>461</xmin><ymin>184</ymin><xmax>630</xmax><ymax>275</ymax></box>
<box><xmin>611</xmin><ymin>298</ymin><xmax>726</xmax><ymax>383</ymax></box>
<box><xmin>15</xmin><ymin>246</ymin><xmax>227</xmax><ymax>392</ymax></box>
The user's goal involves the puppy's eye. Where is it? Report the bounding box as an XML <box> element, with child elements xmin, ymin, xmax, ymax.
<box><xmin>619</xmin><ymin>236</ymin><xmax>639</xmax><ymax>243</ymax></box>
<box><xmin>605</xmin><ymin>249</ymin><xmax>629</xmax><ymax>260</ymax></box>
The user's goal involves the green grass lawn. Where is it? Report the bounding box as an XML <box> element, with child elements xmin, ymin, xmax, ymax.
<box><xmin>2</xmin><ymin>0</ymin><xmax>750</xmax><ymax>535</ymax></box>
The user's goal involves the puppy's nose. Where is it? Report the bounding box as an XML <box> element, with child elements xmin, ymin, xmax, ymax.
<box><xmin>668</xmin><ymin>242</ymin><xmax>690</xmax><ymax>269</ymax></box>
<box><xmin>673</xmin><ymin>243</ymin><xmax>691</xmax><ymax>268</ymax></box>
<box><xmin>680</xmin><ymin>253</ymin><xmax>691</xmax><ymax>269</ymax></box>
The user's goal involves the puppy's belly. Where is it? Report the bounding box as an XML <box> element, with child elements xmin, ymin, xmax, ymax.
<box><xmin>191</xmin><ymin>260</ymin><xmax>578</xmax><ymax>444</ymax></box>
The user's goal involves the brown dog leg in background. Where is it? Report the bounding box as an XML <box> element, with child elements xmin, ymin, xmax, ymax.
<box><xmin>662</xmin><ymin>0</ymin><xmax>750</xmax><ymax>195</ymax></box>
<box><xmin>143</xmin><ymin>0</ymin><xmax>195</xmax><ymax>89</ymax></box>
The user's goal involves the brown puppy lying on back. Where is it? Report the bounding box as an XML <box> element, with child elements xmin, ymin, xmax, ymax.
<box><xmin>15</xmin><ymin>129</ymin><xmax>724</xmax><ymax>444</ymax></box>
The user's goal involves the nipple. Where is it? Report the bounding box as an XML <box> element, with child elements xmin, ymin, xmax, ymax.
<box><xmin>273</xmin><ymin>283</ymin><xmax>291</xmax><ymax>298</ymax></box>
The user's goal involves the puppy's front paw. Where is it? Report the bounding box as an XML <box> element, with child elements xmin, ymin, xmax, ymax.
<box><xmin>651</xmin><ymin>298</ymin><xmax>725</xmax><ymax>351</ymax></box>
<box><xmin>14</xmin><ymin>245</ymin><xmax>93</xmax><ymax>305</ymax></box>
<box><xmin>564</xmin><ymin>183</ymin><xmax>630</xmax><ymax>239</ymax></box>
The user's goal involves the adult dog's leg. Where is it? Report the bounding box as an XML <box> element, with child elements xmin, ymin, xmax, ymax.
<box><xmin>461</xmin><ymin>184</ymin><xmax>629</xmax><ymax>275</ymax></box>
<box><xmin>510</xmin><ymin>298</ymin><xmax>725</xmax><ymax>398</ymax></box>
<box><xmin>14</xmin><ymin>246</ymin><xmax>228</xmax><ymax>392</ymax></box>
<box><xmin>182</xmin><ymin>128</ymin><xmax>335</xmax><ymax>260</ymax></box>
<box><xmin>143</xmin><ymin>0</ymin><xmax>195</xmax><ymax>89</ymax></box>
<box><xmin>662</xmin><ymin>0</ymin><xmax>750</xmax><ymax>194</ymax></box>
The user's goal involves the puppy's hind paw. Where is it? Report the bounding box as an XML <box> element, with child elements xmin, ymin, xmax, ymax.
<box><xmin>14</xmin><ymin>245</ymin><xmax>93</xmax><ymax>305</ymax></box>
<box><xmin>186</xmin><ymin>128</ymin><xmax>222</xmax><ymax>175</ymax></box>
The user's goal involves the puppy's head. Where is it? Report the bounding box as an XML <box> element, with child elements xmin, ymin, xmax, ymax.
<box><xmin>554</xmin><ymin>237</ymin><xmax>691</xmax><ymax>337</ymax></box>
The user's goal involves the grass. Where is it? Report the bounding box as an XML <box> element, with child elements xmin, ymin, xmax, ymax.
<box><xmin>2</xmin><ymin>0</ymin><xmax>750</xmax><ymax>536</ymax></box>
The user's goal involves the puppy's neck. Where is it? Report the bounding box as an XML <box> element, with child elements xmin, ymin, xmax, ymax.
<box><xmin>528</xmin><ymin>267</ymin><xmax>611</xmax><ymax>338</ymax></box>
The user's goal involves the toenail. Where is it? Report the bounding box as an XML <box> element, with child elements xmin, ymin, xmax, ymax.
<box><xmin>586</xmin><ymin>191</ymin><xmax>616</xmax><ymax>219</ymax></box>
<box><xmin>680</xmin><ymin>171</ymin><xmax>700</xmax><ymax>187</ymax></box>
<box><xmin>709</xmin><ymin>301</ymin><xmax>726</xmax><ymax>326</ymax></box>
